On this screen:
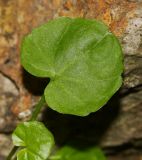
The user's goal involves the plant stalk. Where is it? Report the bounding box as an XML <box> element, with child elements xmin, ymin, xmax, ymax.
<box><xmin>6</xmin><ymin>94</ymin><xmax>46</xmax><ymax>160</ymax></box>
<box><xmin>30</xmin><ymin>94</ymin><xmax>46</xmax><ymax>121</ymax></box>
<box><xmin>6</xmin><ymin>146</ymin><xmax>18</xmax><ymax>160</ymax></box>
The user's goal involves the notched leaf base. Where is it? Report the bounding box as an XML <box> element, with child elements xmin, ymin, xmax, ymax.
<box><xmin>21</xmin><ymin>17</ymin><xmax>123</xmax><ymax>116</ymax></box>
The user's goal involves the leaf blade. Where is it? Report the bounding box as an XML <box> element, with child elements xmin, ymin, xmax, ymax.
<box><xmin>49</xmin><ymin>145</ymin><xmax>106</xmax><ymax>160</ymax></box>
<box><xmin>21</xmin><ymin>17</ymin><xmax>123</xmax><ymax>116</ymax></box>
<box><xmin>12</xmin><ymin>121</ymin><xmax>54</xmax><ymax>160</ymax></box>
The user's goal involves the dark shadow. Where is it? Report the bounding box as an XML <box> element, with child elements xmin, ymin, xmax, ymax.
<box><xmin>120</xmin><ymin>84</ymin><xmax>142</xmax><ymax>98</ymax></box>
<box><xmin>42</xmin><ymin>93</ymin><xmax>121</xmax><ymax>149</ymax></box>
<box><xmin>21</xmin><ymin>67</ymin><xmax>121</xmax><ymax>151</ymax></box>
<box><xmin>22</xmin><ymin>68</ymin><xmax>50</xmax><ymax>95</ymax></box>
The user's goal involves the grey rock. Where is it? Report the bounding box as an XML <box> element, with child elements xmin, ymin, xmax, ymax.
<box><xmin>123</xmin><ymin>55</ymin><xmax>142</xmax><ymax>88</ymax></box>
<box><xmin>0</xmin><ymin>73</ymin><xmax>18</xmax><ymax>133</ymax></box>
<box><xmin>122</xmin><ymin>6</ymin><xmax>142</xmax><ymax>56</ymax></box>
<box><xmin>0</xmin><ymin>134</ymin><xmax>12</xmax><ymax>159</ymax></box>
<box><xmin>101</xmin><ymin>90</ymin><xmax>142</xmax><ymax>147</ymax></box>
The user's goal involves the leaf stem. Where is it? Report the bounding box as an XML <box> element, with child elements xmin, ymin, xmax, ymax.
<box><xmin>30</xmin><ymin>94</ymin><xmax>46</xmax><ymax>121</ymax></box>
<box><xmin>7</xmin><ymin>94</ymin><xmax>46</xmax><ymax>160</ymax></box>
<box><xmin>6</xmin><ymin>146</ymin><xmax>18</xmax><ymax>160</ymax></box>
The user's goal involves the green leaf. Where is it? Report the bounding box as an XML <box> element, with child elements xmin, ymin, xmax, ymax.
<box><xmin>49</xmin><ymin>145</ymin><xmax>106</xmax><ymax>160</ymax></box>
<box><xmin>12</xmin><ymin>121</ymin><xmax>54</xmax><ymax>160</ymax></box>
<box><xmin>21</xmin><ymin>17</ymin><xmax>123</xmax><ymax>116</ymax></box>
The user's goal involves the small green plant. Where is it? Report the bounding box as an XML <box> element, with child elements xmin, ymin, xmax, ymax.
<box><xmin>7</xmin><ymin>17</ymin><xmax>123</xmax><ymax>160</ymax></box>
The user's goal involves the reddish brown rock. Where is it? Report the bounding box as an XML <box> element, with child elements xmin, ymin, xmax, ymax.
<box><xmin>0</xmin><ymin>0</ymin><xmax>142</xmax><ymax>159</ymax></box>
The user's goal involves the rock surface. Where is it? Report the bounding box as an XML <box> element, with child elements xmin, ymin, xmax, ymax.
<box><xmin>0</xmin><ymin>0</ymin><xmax>142</xmax><ymax>159</ymax></box>
<box><xmin>0</xmin><ymin>134</ymin><xmax>13</xmax><ymax>159</ymax></box>
<box><xmin>0</xmin><ymin>73</ymin><xmax>18</xmax><ymax>133</ymax></box>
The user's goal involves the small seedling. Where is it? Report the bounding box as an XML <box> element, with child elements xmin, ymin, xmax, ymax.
<box><xmin>7</xmin><ymin>17</ymin><xmax>123</xmax><ymax>160</ymax></box>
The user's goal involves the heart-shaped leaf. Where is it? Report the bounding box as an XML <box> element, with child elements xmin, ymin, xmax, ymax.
<box><xmin>49</xmin><ymin>145</ymin><xmax>106</xmax><ymax>160</ymax></box>
<box><xmin>12</xmin><ymin>121</ymin><xmax>54</xmax><ymax>160</ymax></box>
<box><xmin>21</xmin><ymin>17</ymin><xmax>123</xmax><ymax>116</ymax></box>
